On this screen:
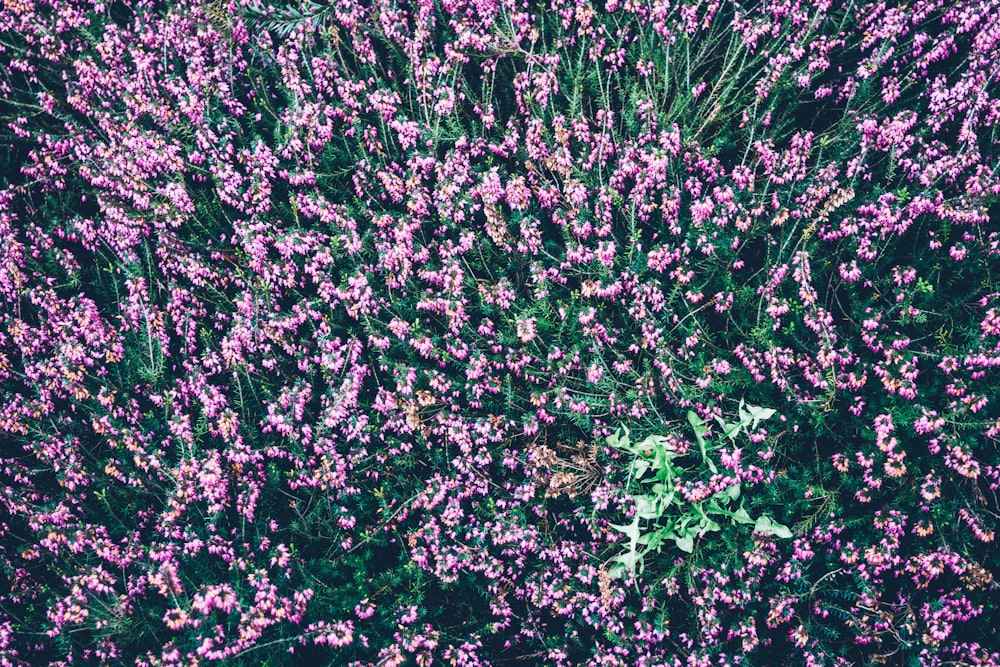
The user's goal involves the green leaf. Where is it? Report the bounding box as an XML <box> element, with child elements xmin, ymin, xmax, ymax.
<box><xmin>754</xmin><ymin>514</ymin><xmax>793</xmax><ymax>538</ymax></box>
<box><xmin>642</xmin><ymin>435</ymin><xmax>679</xmax><ymax>469</ymax></box>
<box><xmin>738</xmin><ymin>400</ymin><xmax>751</xmax><ymax>424</ymax></box>
<box><xmin>610</xmin><ymin>512</ymin><xmax>645</xmax><ymax>578</ymax></box>
<box><xmin>607</xmin><ymin>428</ymin><xmax>627</xmax><ymax>450</ymax></box>
<box><xmin>674</xmin><ymin>534</ymin><xmax>694</xmax><ymax>553</ymax></box>
<box><xmin>705</xmin><ymin>498</ymin><xmax>726</xmax><ymax>515</ymax></box>
<box><xmin>653</xmin><ymin>459</ymin><xmax>679</xmax><ymax>484</ymax></box>
<box><xmin>687</xmin><ymin>410</ymin><xmax>708</xmax><ymax>443</ymax></box>
<box><xmin>609</xmin><ymin>550</ymin><xmax>643</xmax><ymax>578</ymax></box>
<box><xmin>611</xmin><ymin>514</ymin><xmax>641</xmax><ymax>544</ymax></box>
<box><xmin>639</xmin><ymin>530</ymin><xmax>666</xmax><ymax>551</ymax></box>
<box><xmin>699</xmin><ymin>517</ymin><xmax>722</xmax><ymax>533</ymax></box>
<box><xmin>650</xmin><ymin>482</ymin><xmax>673</xmax><ymax>496</ymax></box>
<box><xmin>634</xmin><ymin>494</ymin><xmax>659</xmax><ymax>520</ymax></box>
<box><xmin>714</xmin><ymin>416</ymin><xmax>742</xmax><ymax>442</ymax></box>
<box><xmin>770</xmin><ymin>521</ymin><xmax>793</xmax><ymax>539</ymax></box>
<box><xmin>687</xmin><ymin>410</ymin><xmax>718</xmax><ymax>473</ymax></box>
<box><xmin>639</xmin><ymin>434</ymin><xmax>671</xmax><ymax>452</ymax></box>
<box><xmin>745</xmin><ymin>402</ymin><xmax>777</xmax><ymax>429</ymax></box>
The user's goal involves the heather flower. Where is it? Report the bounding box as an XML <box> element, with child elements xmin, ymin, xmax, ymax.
<box><xmin>1</xmin><ymin>0</ymin><xmax>998</xmax><ymax>664</ymax></box>
<box><xmin>163</xmin><ymin>609</ymin><xmax>189</xmax><ymax>631</ymax></box>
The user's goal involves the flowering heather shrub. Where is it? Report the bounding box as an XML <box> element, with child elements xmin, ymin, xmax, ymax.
<box><xmin>2</xmin><ymin>0</ymin><xmax>1000</xmax><ymax>664</ymax></box>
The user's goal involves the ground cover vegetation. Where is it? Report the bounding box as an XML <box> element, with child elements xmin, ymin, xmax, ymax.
<box><xmin>1</xmin><ymin>0</ymin><xmax>999</xmax><ymax>664</ymax></box>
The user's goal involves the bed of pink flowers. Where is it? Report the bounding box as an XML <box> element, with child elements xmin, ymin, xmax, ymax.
<box><xmin>1</xmin><ymin>0</ymin><xmax>999</xmax><ymax>665</ymax></box>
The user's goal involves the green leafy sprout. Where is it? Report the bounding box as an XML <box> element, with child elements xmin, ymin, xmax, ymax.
<box><xmin>607</xmin><ymin>401</ymin><xmax>791</xmax><ymax>579</ymax></box>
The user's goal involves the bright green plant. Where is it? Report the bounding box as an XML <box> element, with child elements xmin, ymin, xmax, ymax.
<box><xmin>608</xmin><ymin>401</ymin><xmax>791</xmax><ymax>579</ymax></box>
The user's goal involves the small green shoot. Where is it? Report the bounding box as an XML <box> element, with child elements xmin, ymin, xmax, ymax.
<box><xmin>608</xmin><ymin>402</ymin><xmax>791</xmax><ymax>579</ymax></box>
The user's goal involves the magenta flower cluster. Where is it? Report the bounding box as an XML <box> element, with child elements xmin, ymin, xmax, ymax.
<box><xmin>1</xmin><ymin>0</ymin><xmax>999</xmax><ymax>665</ymax></box>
